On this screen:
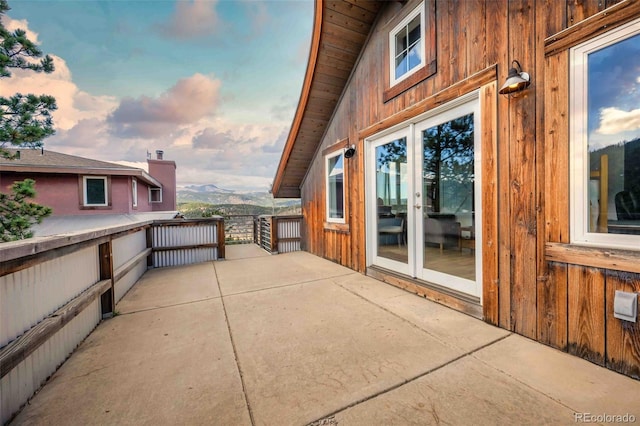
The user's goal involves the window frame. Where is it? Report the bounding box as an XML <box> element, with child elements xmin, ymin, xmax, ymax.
<box><xmin>389</xmin><ymin>2</ymin><xmax>425</xmax><ymax>87</ymax></box>
<box><xmin>149</xmin><ymin>187</ymin><xmax>163</xmax><ymax>204</ymax></box>
<box><xmin>82</xmin><ymin>176</ymin><xmax>109</xmax><ymax>207</ymax></box>
<box><xmin>132</xmin><ymin>178</ymin><xmax>138</xmax><ymax>208</ymax></box>
<box><xmin>569</xmin><ymin>18</ymin><xmax>640</xmax><ymax>250</ymax></box>
<box><xmin>325</xmin><ymin>149</ymin><xmax>346</xmax><ymax>224</ymax></box>
<box><xmin>383</xmin><ymin>0</ymin><xmax>436</xmax><ymax>102</ymax></box>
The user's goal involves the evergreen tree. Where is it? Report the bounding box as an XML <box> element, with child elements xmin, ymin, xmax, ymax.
<box><xmin>0</xmin><ymin>0</ymin><xmax>55</xmax><ymax>240</ymax></box>
<box><xmin>0</xmin><ymin>179</ymin><xmax>52</xmax><ymax>242</ymax></box>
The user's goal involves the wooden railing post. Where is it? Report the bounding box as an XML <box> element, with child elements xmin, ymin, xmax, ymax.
<box><xmin>217</xmin><ymin>218</ymin><xmax>226</xmax><ymax>259</ymax></box>
<box><xmin>253</xmin><ymin>216</ymin><xmax>258</xmax><ymax>244</ymax></box>
<box><xmin>146</xmin><ymin>225</ymin><xmax>154</xmax><ymax>268</ymax></box>
<box><xmin>269</xmin><ymin>216</ymin><xmax>277</xmax><ymax>253</ymax></box>
<box><xmin>98</xmin><ymin>240</ymin><xmax>115</xmax><ymax>317</ymax></box>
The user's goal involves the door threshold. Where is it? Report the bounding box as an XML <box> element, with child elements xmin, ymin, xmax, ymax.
<box><xmin>366</xmin><ymin>266</ymin><xmax>482</xmax><ymax>319</ymax></box>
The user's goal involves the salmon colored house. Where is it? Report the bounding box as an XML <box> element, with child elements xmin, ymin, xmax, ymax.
<box><xmin>0</xmin><ymin>149</ymin><xmax>177</xmax><ymax>215</ymax></box>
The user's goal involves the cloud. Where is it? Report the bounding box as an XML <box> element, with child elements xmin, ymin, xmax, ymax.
<box><xmin>107</xmin><ymin>73</ymin><xmax>221</xmax><ymax>139</ymax></box>
<box><xmin>50</xmin><ymin>118</ymin><xmax>109</xmax><ymax>148</ymax></box>
<box><xmin>1</xmin><ymin>15</ymin><xmax>40</xmax><ymax>44</ymax></box>
<box><xmin>261</xmin><ymin>128</ymin><xmax>287</xmax><ymax>153</ymax></box>
<box><xmin>192</xmin><ymin>128</ymin><xmax>238</xmax><ymax>149</ymax></box>
<box><xmin>0</xmin><ymin>21</ymin><xmax>118</xmax><ymax>131</ymax></box>
<box><xmin>156</xmin><ymin>0</ymin><xmax>222</xmax><ymax>40</ymax></box>
<box><xmin>596</xmin><ymin>107</ymin><xmax>640</xmax><ymax>135</ymax></box>
<box><xmin>0</xmin><ymin>8</ymin><xmax>303</xmax><ymax>191</ymax></box>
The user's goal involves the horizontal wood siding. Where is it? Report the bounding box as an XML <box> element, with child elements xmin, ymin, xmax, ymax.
<box><xmin>297</xmin><ymin>0</ymin><xmax>640</xmax><ymax>378</ymax></box>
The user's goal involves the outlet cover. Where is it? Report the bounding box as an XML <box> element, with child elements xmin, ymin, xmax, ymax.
<box><xmin>614</xmin><ymin>291</ymin><xmax>637</xmax><ymax>322</ymax></box>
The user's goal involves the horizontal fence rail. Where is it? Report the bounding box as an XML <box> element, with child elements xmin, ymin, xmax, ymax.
<box><xmin>0</xmin><ymin>217</ymin><xmax>224</xmax><ymax>424</ymax></box>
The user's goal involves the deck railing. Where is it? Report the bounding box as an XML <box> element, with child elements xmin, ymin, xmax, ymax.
<box><xmin>254</xmin><ymin>215</ymin><xmax>302</xmax><ymax>254</ymax></box>
<box><xmin>0</xmin><ymin>214</ymin><xmax>301</xmax><ymax>423</ymax></box>
<box><xmin>0</xmin><ymin>217</ymin><xmax>224</xmax><ymax>424</ymax></box>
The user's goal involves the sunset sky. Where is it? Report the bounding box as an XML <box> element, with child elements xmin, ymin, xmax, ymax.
<box><xmin>0</xmin><ymin>0</ymin><xmax>313</xmax><ymax>191</ymax></box>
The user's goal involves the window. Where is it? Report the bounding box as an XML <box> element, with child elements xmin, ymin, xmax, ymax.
<box><xmin>132</xmin><ymin>178</ymin><xmax>138</xmax><ymax>208</ymax></box>
<box><xmin>83</xmin><ymin>176</ymin><xmax>108</xmax><ymax>206</ymax></box>
<box><xmin>389</xmin><ymin>3</ymin><xmax>425</xmax><ymax>86</ymax></box>
<box><xmin>326</xmin><ymin>151</ymin><xmax>345</xmax><ymax>223</ymax></box>
<box><xmin>149</xmin><ymin>187</ymin><xmax>162</xmax><ymax>203</ymax></box>
<box><xmin>570</xmin><ymin>19</ymin><xmax>640</xmax><ymax>249</ymax></box>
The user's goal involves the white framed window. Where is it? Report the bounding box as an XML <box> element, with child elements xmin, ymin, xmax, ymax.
<box><xmin>389</xmin><ymin>2</ymin><xmax>425</xmax><ymax>86</ymax></box>
<box><xmin>82</xmin><ymin>176</ymin><xmax>108</xmax><ymax>206</ymax></box>
<box><xmin>149</xmin><ymin>187</ymin><xmax>162</xmax><ymax>203</ymax></box>
<box><xmin>326</xmin><ymin>150</ymin><xmax>345</xmax><ymax>223</ymax></box>
<box><xmin>132</xmin><ymin>178</ymin><xmax>138</xmax><ymax>208</ymax></box>
<box><xmin>570</xmin><ymin>19</ymin><xmax>640</xmax><ymax>249</ymax></box>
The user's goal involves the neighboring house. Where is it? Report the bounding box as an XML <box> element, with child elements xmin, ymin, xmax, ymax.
<box><xmin>0</xmin><ymin>148</ymin><xmax>177</xmax><ymax>216</ymax></box>
<box><xmin>273</xmin><ymin>1</ymin><xmax>640</xmax><ymax>378</ymax></box>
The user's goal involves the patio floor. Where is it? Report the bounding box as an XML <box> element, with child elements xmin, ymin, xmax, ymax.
<box><xmin>11</xmin><ymin>245</ymin><xmax>640</xmax><ymax>425</ymax></box>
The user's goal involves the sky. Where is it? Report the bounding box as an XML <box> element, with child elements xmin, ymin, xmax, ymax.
<box><xmin>587</xmin><ymin>32</ymin><xmax>640</xmax><ymax>151</ymax></box>
<box><xmin>0</xmin><ymin>0</ymin><xmax>313</xmax><ymax>191</ymax></box>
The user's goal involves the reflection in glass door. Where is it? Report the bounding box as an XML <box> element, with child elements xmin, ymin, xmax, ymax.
<box><xmin>367</xmin><ymin>95</ymin><xmax>481</xmax><ymax>298</ymax></box>
<box><xmin>417</xmin><ymin>103</ymin><xmax>480</xmax><ymax>296</ymax></box>
<box><xmin>374</xmin><ymin>137</ymin><xmax>409</xmax><ymax>270</ymax></box>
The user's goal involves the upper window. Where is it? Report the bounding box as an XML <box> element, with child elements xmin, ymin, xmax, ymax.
<box><xmin>83</xmin><ymin>176</ymin><xmax>108</xmax><ymax>207</ymax></box>
<box><xmin>132</xmin><ymin>178</ymin><xmax>138</xmax><ymax>208</ymax></box>
<box><xmin>149</xmin><ymin>187</ymin><xmax>163</xmax><ymax>203</ymax></box>
<box><xmin>389</xmin><ymin>3</ymin><xmax>425</xmax><ymax>86</ymax></box>
<box><xmin>570</xmin><ymin>19</ymin><xmax>640</xmax><ymax>249</ymax></box>
<box><xmin>326</xmin><ymin>151</ymin><xmax>345</xmax><ymax>223</ymax></box>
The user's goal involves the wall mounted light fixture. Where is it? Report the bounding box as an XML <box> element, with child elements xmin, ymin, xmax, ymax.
<box><xmin>344</xmin><ymin>144</ymin><xmax>356</xmax><ymax>159</ymax></box>
<box><xmin>499</xmin><ymin>60</ymin><xmax>531</xmax><ymax>95</ymax></box>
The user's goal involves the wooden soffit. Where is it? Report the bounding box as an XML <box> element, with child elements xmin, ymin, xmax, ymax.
<box><xmin>272</xmin><ymin>0</ymin><xmax>383</xmax><ymax>198</ymax></box>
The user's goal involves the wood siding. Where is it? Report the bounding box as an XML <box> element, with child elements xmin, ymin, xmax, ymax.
<box><xmin>297</xmin><ymin>0</ymin><xmax>640</xmax><ymax>379</ymax></box>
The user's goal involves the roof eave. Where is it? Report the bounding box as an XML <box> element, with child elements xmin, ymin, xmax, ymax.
<box><xmin>1</xmin><ymin>164</ymin><xmax>162</xmax><ymax>187</ymax></box>
<box><xmin>272</xmin><ymin>0</ymin><xmax>324</xmax><ymax>199</ymax></box>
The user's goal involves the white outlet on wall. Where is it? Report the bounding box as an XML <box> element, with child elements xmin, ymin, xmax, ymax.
<box><xmin>613</xmin><ymin>290</ymin><xmax>638</xmax><ymax>322</ymax></box>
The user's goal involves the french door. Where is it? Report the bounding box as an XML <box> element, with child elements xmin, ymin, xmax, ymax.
<box><xmin>367</xmin><ymin>95</ymin><xmax>482</xmax><ymax>298</ymax></box>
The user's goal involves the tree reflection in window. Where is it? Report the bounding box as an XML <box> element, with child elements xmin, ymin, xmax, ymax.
<box><xmin>376</xmin><ymin>138</ymin><xmax>407</xmax><ymax>209</ymax></box>
<box><xmin>422</xmin><ymin>113</ymin><xmax>474</xmax><ymax>214</ymax></box>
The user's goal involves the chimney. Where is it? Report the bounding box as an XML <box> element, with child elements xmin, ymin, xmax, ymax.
<box><xmin>148</xmin><ymin>151</ymin><xmax>177</xmax><ymax>211</ymax></box>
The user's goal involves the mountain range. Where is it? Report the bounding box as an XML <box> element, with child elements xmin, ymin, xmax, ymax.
<box><xmin>177</xmin><ymin>184</ymin><xmax>300</xmax><ymax>208</ymax></box>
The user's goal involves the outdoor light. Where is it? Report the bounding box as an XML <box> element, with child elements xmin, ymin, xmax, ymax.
<box><xmin>499</xmin><ymin>60</ymin><xmax>531</xmax><ymax>95</ymax></box>
<box><xmin>344</xmin><ymin>144</ymin><xmax>356</xmax><ymax>159</ymax></box>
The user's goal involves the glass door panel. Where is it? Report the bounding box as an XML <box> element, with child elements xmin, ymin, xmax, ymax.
<box><xmin>367</xmin><ymin>95</ymin><xmax>481</xmax><ymax>298</ymax></box>
<box><xmin>418</xmin><ymin>105</ymin><xmax>480</xmax><ymax>296</ymax></box>
<box><xmin>375</xmin><ymin>137</ymin><xmax>409</xmax><ymax>267</ymax></box>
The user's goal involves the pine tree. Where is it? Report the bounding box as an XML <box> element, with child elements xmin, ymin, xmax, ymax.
<box><xmin>0</xmin><ymin>179</ymin><xmax>52</xmax><ymax>241</ymax></box>
<box><xmin>1</xmin><ymin>0</ymin><xmax>55</xmax><ymax>241</ymax></box>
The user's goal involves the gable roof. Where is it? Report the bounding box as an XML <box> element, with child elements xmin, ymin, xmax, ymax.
<box><xmin>272</xmin><ymin>0</ymin><xmax>383</xmax><ymax>198</ymax></box>
<box><xmin>0</xmin><ymin>148</ymin><xmax>162</xmax><ymax>187</ymax></box>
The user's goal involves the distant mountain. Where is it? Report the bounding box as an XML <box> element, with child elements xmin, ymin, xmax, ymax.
<box><xmin>181</xmin><ymin>184</ymin><xmax>235</xmax><ymax>194</ymax></box>
<box><xmin>177</xmin><ymin>185</ymin><xmax>300</xmax><ymax>208</ymax></box>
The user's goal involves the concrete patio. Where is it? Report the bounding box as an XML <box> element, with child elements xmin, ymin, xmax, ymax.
<box><xmin>10</xmin><ymin>245</ymin><xmax>640</xmax><ymax>425</ymax></box>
